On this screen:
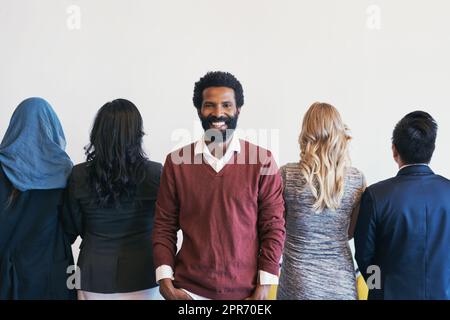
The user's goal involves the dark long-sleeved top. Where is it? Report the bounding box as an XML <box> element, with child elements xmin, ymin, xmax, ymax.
<box><xmin>152</xmin><ymin>140</ymin><xmax>285</xmax><ymax>300</ymax></box>
<box><xmin>62</xmin><ymin>160</ymin><xmax>162</xmax><ymax>294</ymax></box>
<box><xmin>355</xmin><ymin>165</ymin><xmax>450</xmax><ymax>300</ymax></box>
<box><xmin>0</xmin><ymin>166</ymin><xmax>76</xmax><ymax>300</ymax></box>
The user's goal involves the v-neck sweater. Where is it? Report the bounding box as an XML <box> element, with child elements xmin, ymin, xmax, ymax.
<box><xmin>152</xmin><ymin>140</ymin><xmax>285</xmax><ymax>299</ymax></box>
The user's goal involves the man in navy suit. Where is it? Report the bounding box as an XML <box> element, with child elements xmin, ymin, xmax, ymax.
<box><xmin>355</xmin><ymin>111</ymin><xmax>450</xmax><ymax>300</ymax></box>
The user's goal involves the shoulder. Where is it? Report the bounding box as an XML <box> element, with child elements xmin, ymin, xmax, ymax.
<box><xmin>143</xmin><ymin>160</ymin><xmax>163</xmax><ymax>180</ymax></box>
<box><xmin>346</xmin><ymin>166</ymin><xmax>364</xmax><ymax>177</ymax></box>
<box><xmin>135</xmin><ymin>160</ymin><xmax>163</xmax><ymax>195</ymax></box>
<box><xmin>433</xmin><ymin>173</ymin><xmax>450</xmax><ymax>185</ymax></box>
<box><xmin>239</xmin><ymin>139</ymin><xmax>277</xmax><ymax>165</ymax></box>
<box><xmin>240</xmin><ymin>139</ymin><xmax>270</xmax><ymax>154</ymax></box>
<box><xmin>280</xmin><ymin>162</ymin><xmax>300</xmax><ymax>172</ymax></box>
<box><xmin>240</xmin><ymin>140</ymin><xmax>282</xmax><ymax>177</ymax></box>
<box><xmin>346</xmin><ymin>166</ymin><xmax>366</xmax><ymax>184</ymax></box>
<box><xmin>72</xmin><ymin>162</ymin><xmax>89</xmax><ymax>171</ymax></box>
<box><xmin>144</xmin><ymin>159</ymin><xmax>163</xmax><ymax>172</ymax></box>
<box><xmin>427</xmin><ymin>172</ymin><xmax>450</xmax><ymax>197</ymax></box>
<box><xmin>279</xmin><ymin>163</ymin><xmax>301</xmax><ymax>184</ymax></box>
<box><xmin>66</xmin><ymin>162</ymin><xmax>90</xmax><ymax>191</ymax></box>
<box><xmin>365</xmin><ymin>175</ymin><xmax>398</xmax><ymax>198</ymax></box>
<box><xmin>70</xmin><ymin>162</ymin><xmax>89</xmax><ymax>179</ymax></box>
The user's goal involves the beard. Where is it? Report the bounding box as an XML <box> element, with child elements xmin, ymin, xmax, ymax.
<box><xmin>199</xmin><ymin>113</ymin><xmax>239</xmax><ymax>144</ymax></box>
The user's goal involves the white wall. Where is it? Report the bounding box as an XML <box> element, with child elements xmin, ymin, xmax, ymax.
<box><xmin>1</xmin><ymin>0</ymin><xmax>449</xmax><ymax>262</ymax></box>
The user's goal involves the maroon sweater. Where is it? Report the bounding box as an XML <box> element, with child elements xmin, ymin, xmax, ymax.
<box><xmin>152</xmin><ymin>140</ymin><xmax>285</xmax><ymax>299</ymax></box>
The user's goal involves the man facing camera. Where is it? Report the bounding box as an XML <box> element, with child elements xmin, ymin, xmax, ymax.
<box><xmin>152</xmin><ymin>71</ymin><xmax>285</xmax><ymax>300</ymax></box>
<box><xmin>355</xmin><ymin>111</ymin><xmax>450</xmax><ymax>300</ymax></box>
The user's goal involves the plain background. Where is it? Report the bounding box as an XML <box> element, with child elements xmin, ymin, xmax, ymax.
<box><xmin>1</xmin><ymin>0</ymin><xmax>449</xmax><ymax>265</ymax></box>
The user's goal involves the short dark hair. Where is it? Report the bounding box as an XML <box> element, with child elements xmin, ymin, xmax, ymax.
<box><xmin>193</xmin><ymin>71</ymin><xmax>244</xmax><ymax>109</ymax></box>
<box><xmin>392</xmin><ymin>111</ymin><xmax>437</xmax><ymax>164</ymax></box>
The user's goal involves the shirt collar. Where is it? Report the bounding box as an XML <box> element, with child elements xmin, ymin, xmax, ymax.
<box><xmin>397</xmin><ymin>163</ymin><xmax>434</xmax><ymax>176</ymax></box>
<box><xmin>194</xmin><ymin>132</ymin><xmax>241</xmax><ymax>157</ymax></box>
<box><xmin>399</xmin><ymin>163</ymin><xmax>429</xmax><ymax>171</ymax></box>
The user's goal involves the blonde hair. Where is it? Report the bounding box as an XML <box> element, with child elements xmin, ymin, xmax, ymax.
<box><xmin>299</xmin><ymin>102</ymin><xmax>351</xmax><ymax>212</ymax></box>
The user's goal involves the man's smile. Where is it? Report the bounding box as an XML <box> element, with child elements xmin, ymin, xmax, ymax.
<box><xmin>209</xmin><ymin>121</ymin><xmax>227</xmax><ymax>130</ymax></box>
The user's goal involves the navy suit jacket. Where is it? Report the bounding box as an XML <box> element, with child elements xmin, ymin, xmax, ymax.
<box><xmin>355</xmin><ymin>165</ymin><xmax>450</xmax><ymax>300</ymax></box>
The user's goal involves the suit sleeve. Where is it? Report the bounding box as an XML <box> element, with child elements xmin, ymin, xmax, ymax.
<box><xmin>152</xmin><ymin>155</ymin><xmax>180</xmax><ymax>270</ymax></box>
<box><xmin>354</xmin><ymin>188</ymin><xmax>377</xmax><ymax>281</ymax></box>
<box><xmin>257</xmin><ymin>154</ymin><xmax>286</xmax><ymax>276</ymax></box>
<box><xmin>60</xmin><ymin>172</ymin><xmax>82</xmax><ymax>244</ymax></box>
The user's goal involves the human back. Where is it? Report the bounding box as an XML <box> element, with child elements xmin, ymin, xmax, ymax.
<box><xmin>62</xmin><ymin>99</ymin><xmax>163</xmax><ymax>299</ymax></box>
<box><xmin>0</xmin><ymin>97</ymin><xmax>75</xmax><ymax>300</ymax></box>
<box><xmin>278</xmin><ymin>102</ymin><xmax>365</xmax><ymax>300</ymax></box>
<box><xmin>355</xmin><ymin>110</ymin><xmax>450</xmax><ymax>300</ymax></box>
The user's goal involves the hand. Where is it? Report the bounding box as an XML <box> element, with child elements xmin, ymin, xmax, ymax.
<box><xmin>159</xmin><ymin>278</ymin><xmax>193</xmax><ymax>300</ymax></box>
<box><xmin>245</xmin><ymin>284</ymin><xmax>271</xmax><ymax>300</ymax></box>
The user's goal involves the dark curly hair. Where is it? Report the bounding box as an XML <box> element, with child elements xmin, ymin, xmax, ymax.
<box><xmin>392</xmin><ymin>110</ymin><xmax>437</xmax><ymax>164</ymax></box>
<box><xmin>85</xmin><ymin>99</ymin><xmax>148</xmax><ymax>207</ymax></box>
<box><xmin>193</xmin><ymin>71</ymin><xmax>244</xmax><ymax>109</ymax></box>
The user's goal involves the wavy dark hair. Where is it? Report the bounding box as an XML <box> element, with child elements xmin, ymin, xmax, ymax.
<box><xmin>85</xmin><ymin>99</ymin><xmax>148</xmax><ymax>207</ymax></box>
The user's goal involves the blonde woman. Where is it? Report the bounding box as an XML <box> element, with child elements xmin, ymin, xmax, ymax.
<box><xmin>277</xmin><ymin>102</ymin><xmax>366</xmax><ymax>300</ymax></box>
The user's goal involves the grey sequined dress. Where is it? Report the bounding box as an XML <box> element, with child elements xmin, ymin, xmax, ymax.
<box><xmin>277</xmin><ymin>163</ymin><xmax>365</xmax><ymax>300</ymax></box>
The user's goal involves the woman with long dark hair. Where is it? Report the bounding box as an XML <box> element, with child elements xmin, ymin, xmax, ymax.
<box><xmin>62</xmin><ymin>99</ymin><xmax>163</xmax><ymax>299</ymax></box>
<box><xmin>0</xmin><ymin>97</ymin><xmax>75</xmax><ymax>299</ymax></box>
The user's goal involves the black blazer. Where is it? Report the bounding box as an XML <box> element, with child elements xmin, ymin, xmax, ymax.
<box><xmin>355</xmin><ymin>165</ymin><xmax>450</xmax><ymax>300</ymax></box>
<box><xmin>62</xmin><ymin>160</ymin><xmax>162</xmax><ymax>294</ymax></box>
<box><xmin>0</xmin><ymin>166</ymin><xmax>76</xmax><ymax>300</ymax></box>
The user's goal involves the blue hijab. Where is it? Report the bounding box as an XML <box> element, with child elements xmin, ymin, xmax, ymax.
<box><xmin>0</xmin><ymin>97</ymin><xmax>73</xmax><ymax>191</ymax></box>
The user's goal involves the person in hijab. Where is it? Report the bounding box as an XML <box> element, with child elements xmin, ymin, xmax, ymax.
<box><xmin>0</xmin><ymin>97</ymin><xmax>75</xmax><ymax>300</ymax></box>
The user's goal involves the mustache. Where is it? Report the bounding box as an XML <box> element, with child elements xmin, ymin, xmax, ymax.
<box><xmin>204</xmin><ymin>115</ymin><xmax>235</xmax><ymax>124</ymax></box>
<box><xmin>200</xmin><ymin>113</ymin><xmax>239</xmax><ymax>143</ymax></box>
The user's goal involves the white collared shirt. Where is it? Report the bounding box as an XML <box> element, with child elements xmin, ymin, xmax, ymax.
<box><xmin>156</xmin><ymin>133</ymin><xmax>279</xmax><ymax>296</ymax></box>
<box><xmin>193</xmin><ymin>132</ymin><xmax>241</xmax><ymax>172</ymax></box>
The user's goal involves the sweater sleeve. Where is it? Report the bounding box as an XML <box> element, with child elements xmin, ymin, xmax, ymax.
<box><xmin>152</xmin><ymin>155</ymin><xmax>180</xmax><ymax>270</ymax></box>
<box><xmin>257</xmin><ymin>154</ymin><xmax>286</xmax><ymax>276</ymax></box>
